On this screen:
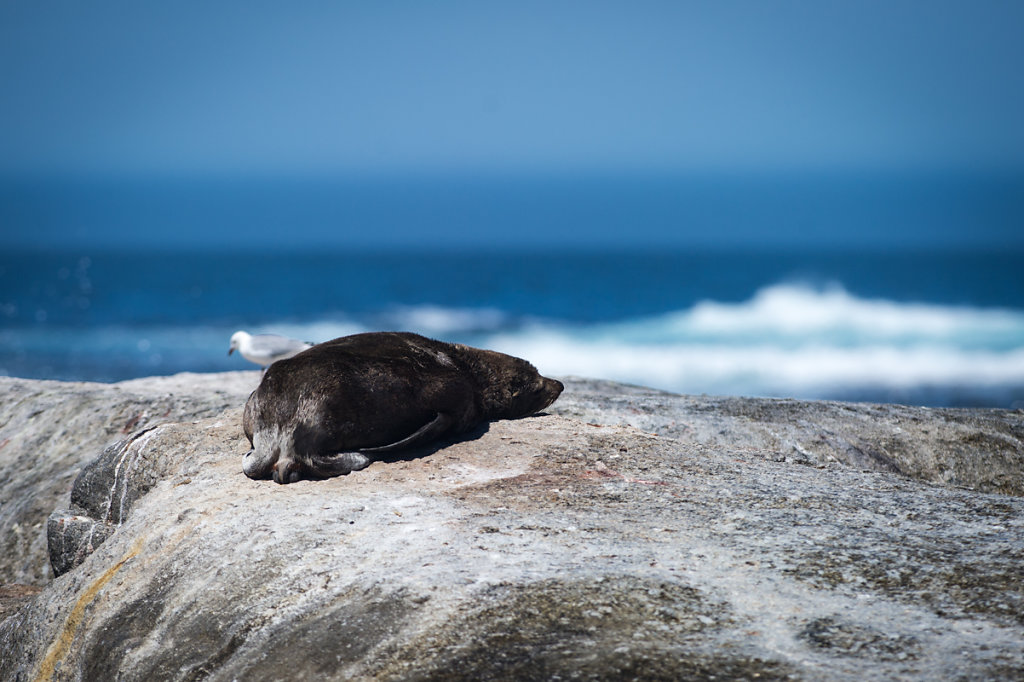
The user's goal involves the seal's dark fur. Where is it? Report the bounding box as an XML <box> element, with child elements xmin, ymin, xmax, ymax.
<box><xmin>242</xmin><ymin>332</ymin><xmax>564</xmax><ymax>483</ymax></box>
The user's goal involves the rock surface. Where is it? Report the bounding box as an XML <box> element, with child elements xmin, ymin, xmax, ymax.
<box><xmin>551</xmin><ymin>377</ymin><xmax>1024</xmax><ymax>496</ymax></box>
<box><xmin>0</xmin><ymin>373</ymin><xmax>258</xmax><ymax>586</ymax></box>
<box><xmin>1</xmin><ymin>373</ymin><xmax>1023</xmax><ymax>680</ymax></box>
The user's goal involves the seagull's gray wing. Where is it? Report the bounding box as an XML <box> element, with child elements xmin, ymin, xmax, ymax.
<box><xmin>250</xmin><ymin>334</ymin><xmax>310</xmax><ymax>356</ymax></box>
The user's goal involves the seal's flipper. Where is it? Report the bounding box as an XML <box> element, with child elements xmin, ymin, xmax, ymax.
<box><xmin>306</xmin><ymin>413</ymin><xmax>452</xmax><ymax>478</ymax></box>
<box><xmin>360</xmin><ymin>412</ymin><xmax>453</xmax><ymax>454</ymax></box>
<box><xmin>242</xmin><ymin>448</ymin><xmax>276</xmax><ymax>480</ymax></box>
<box><xmin>308</xmin><ymin>451</ymin><xmax>372</xmax><ymax>478</ymax></box>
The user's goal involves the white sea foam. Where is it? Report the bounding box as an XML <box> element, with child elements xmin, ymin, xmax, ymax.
<box><xmin>3</xmin><ymin>283</ymin><xmax>1023</xmax><ymax>403</ymax></box>
<box><xmin>486</xmin><ymin>335</ymin><xmax>1024</xmax><ymax>397</ymax></box>
<box><xmin>381</xmin><ymin>305</ymin><xmax>508</xmax><ymax>334</ymax></box>
<box><xmin>475</xmin><ymin>284</ymin><xmax>1024</xmax><ymax>397</ymax></box>
<box><xmin>679</xmin><ymin>283</ymin><xmax>1023</xmax><ymax>343</ymax></box>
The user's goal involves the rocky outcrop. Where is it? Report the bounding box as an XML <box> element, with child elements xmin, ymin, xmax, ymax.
<box><xmin>1</xmin><ymin>374</ymin><xmax>1023</xmax><ymax>680</ymax></box>
<box><xmin>0</xmin><ymin>373</ymin><xmax>257</xmax><ymax>586</ymax></box>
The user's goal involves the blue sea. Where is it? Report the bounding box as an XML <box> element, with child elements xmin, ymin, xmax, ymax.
<box><xmin>2</xmin><ymin>247</ymin><xmax>1023</xmax><ymax>408</ymax></box>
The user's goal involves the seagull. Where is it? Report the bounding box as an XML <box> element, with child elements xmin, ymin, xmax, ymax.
<box><xmin>228</xmin><ymin>331</ymin><xmax>313</xmax><ymax>370</ymax></box>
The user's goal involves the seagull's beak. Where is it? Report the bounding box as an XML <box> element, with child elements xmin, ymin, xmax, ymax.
<box><xmin>228</xmin><ymin>348</ymin><xmax>234</xmax><ymax>356</ymax></box>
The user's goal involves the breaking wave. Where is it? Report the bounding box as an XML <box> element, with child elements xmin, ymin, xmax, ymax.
<box><xmin>3</xmin><ymin>283</ymin><xmax>1023</xmax><ymax>406</ymax></box>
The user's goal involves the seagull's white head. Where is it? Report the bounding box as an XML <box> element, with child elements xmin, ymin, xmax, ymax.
<box><xmin>228</xmin><ymin>330</ymin><xmax>250</xmax><ymax>356</ymax></box>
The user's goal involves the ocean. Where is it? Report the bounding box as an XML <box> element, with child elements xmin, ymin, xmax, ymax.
<box><xmin>2</xmin><ymin>247</ymin><xmax>1023</xmax><ymax>408</ymax></box>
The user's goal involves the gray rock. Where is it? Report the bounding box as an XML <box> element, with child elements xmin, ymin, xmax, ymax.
<box><xmin>0</xmin><ymin>584</ymin><xmax>42</xmax><ymax>622</ymax></box>
<box><xmin>553</xmin><ymin>377</ymin><xmax>1024</xmax><ymax>495</ymax></box>
<box><xmin>0</xmin><ymin>372</ymin><xmax>258</xmax><ymax>585</ymax></box>
<box><xmin>1</xmin><ymin>373</ymin><xmax>1023</xmax><ymax>681</ymax></box>
<box><xmin>45</xmin><ymin>513</ymin><xmax>115</xmax><ymax>579</ymax></box>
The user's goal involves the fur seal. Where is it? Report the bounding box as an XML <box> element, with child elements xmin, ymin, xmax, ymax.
<box><xmin>241</xmin><ymin>331</ymin><xmax>564</xmax><ymax>484</ymax></box>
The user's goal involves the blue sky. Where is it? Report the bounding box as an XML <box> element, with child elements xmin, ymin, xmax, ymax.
<box><xmin>2</xmin><ymin>1</ymin><xmax>1023</xmax><ymax>175</ymax></box>
<box><xmin>1</xmin><ymin>2</ymin><xmax>1023</xmax><ymax>251</ymax></box>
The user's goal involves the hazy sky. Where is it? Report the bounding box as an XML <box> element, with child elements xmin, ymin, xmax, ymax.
<box><xmin>3</xmin><ymin>1</ymin><xmax>1024</xmax><ymax>175</ymax></box>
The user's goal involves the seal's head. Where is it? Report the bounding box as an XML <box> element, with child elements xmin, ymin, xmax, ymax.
<box><xmin>467</xmin><ymin>346</ymin><xmax>563</xmax><ymax>419</ymax></box>
<box><xmin>507</xmin><ymin>373</ymin><xmax>564</xmax><ymax>417</ymax></box>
